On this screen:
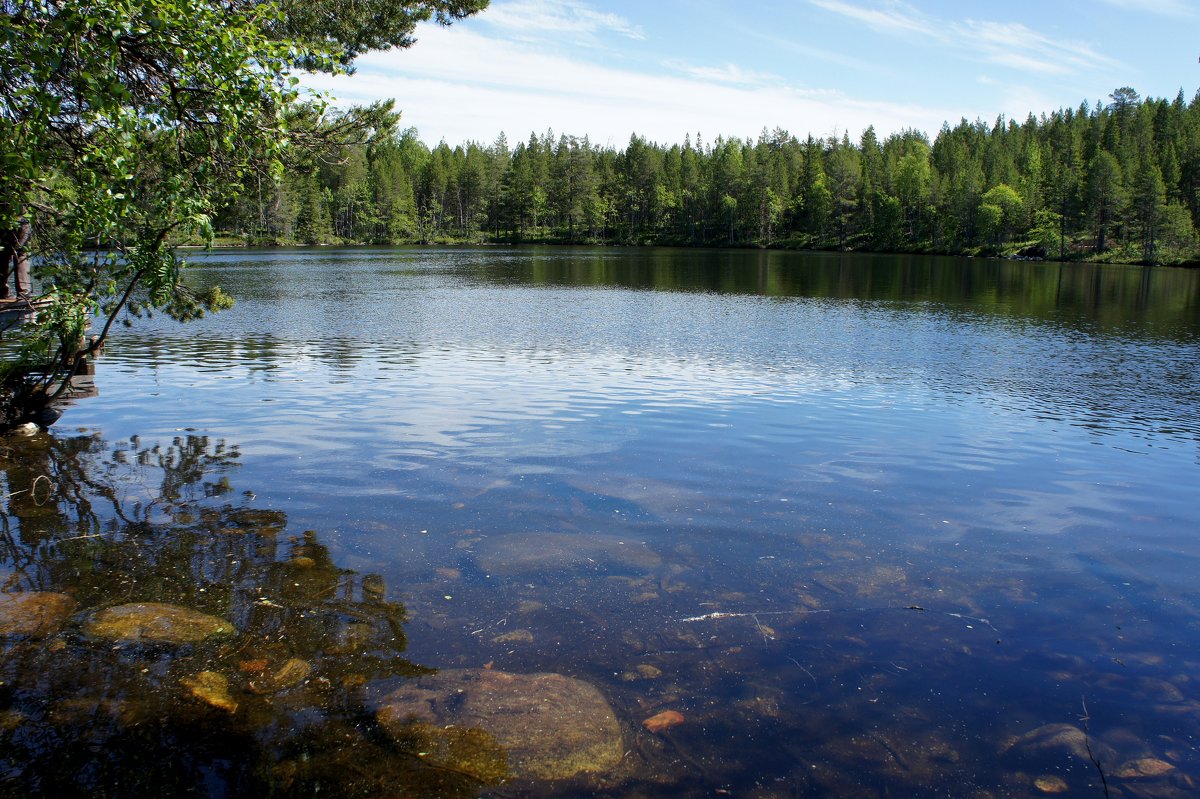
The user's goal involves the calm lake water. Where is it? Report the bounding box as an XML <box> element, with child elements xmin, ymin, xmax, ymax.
<box><xmin>2</xmin><ymin>247</ymin><xmax>1199</xmax><ymax>797</ymax></box>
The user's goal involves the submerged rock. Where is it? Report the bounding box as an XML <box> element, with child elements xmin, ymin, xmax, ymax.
<box><xmin>1114</xmin><ymin>757</ymin><xmax>1174</xmax><ymax>778</ymax></box>
<box><xmin>248</xmin><ymin>658</ymin><xmax>312</xmax><ymax>694</ymax></box>
<box><xmin>376</xmin><ymin>668</ymin><xmax>623</xmax><ymax>781</ymax></box>
<box><xmin>181</xmin><ymin>671</ymin><xmax>238</xmax><ymax>713</ymax></box>
<box><xmin>84</xmin><ymin>602</ymin><xmax>236</xmax><ymax>644</ymax></box>
<box><xmin>0</xmin><ymin>710</ymin><xmax>26</xmax><ymax>730</ymax></box>
<box><xmin>473</xmin><ymin>532</ymin><xmax>661</xmax><ymax>577</ymax></box>
<box><xmin>1034</xmin><ymin>775</ymin><xmax>1069</xmax><ymax>793</ymax></box>
<box><xmin>1000</xmin><ymin>723</ymin><xmax>1118</xmax><ymax>764</ymax></box>
<box><xmin>642</xmin><ymin>710</ymin><xmax>685</xmax><ymax>733</ymax></box>
<box><xmin>0</xmin><ymin>592</ymin><xmax>77</xmax><ymax>637</ymax></box>
<box><xmin>491</xmin><ymin>629</ymin><xmax>534</xmax><ymax>644</ymax></box>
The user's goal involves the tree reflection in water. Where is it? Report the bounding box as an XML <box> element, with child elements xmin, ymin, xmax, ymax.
<box><xmin>0</xmin><ymin>432</ymin><xmax>488</xmax><ymax>798</ymax></box>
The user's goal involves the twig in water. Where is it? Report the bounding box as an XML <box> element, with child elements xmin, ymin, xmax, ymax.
<box><xmin>678</xmin><ymin>609</ymin><xmax>831</xmax><ymax>623</ymax></box>
<box><xmin>678</xmin><ymin>605</ymin><xmax>1000</xmax><ymax>634</ymax></box>
<box><xmin>1079</xmin><ymin>697</ymin><xmax>1111</xmax><ymax>799</ymax></box>
<box><xmin>30</xmin><ymin>475</ymin><xmax>53</xmax><ymax>506</ymax></box>
<box><xmin>787</xmin><ymin>657</ymin><xmax>819</xmax><ymax>694</ymax></box>
<box><xmin>750</xmin><ymin>613</ymin><xmax>775</xmax><ymax>646</ymax></box>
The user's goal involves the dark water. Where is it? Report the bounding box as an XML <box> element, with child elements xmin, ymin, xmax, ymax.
<box><xmin>2</xmin><ymin>247</ymin><xmax>1199</xmax><ymax>797</ymax></box>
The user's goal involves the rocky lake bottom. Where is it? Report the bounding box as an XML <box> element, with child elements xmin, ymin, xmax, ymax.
<box><xmin>2</xmin><ymin>247</ymin><xmax>1199</xmax><ymax>797</ymax></box>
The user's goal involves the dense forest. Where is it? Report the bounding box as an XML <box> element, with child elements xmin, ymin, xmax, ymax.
<box><xmin>214</xmin><ymin>87</ymin><xmax>1200</xmax><ymax>265</ymax></box>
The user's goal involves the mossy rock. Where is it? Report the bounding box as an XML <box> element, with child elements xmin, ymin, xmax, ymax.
<box><xmin>84</xmin><ymin>602</ymin><xmax>236</xmax><ymax>644</ymax></box>
<box><xmin>377</xmin><ymin>668</ymin><xmax>623</xmax><ymax>781</ymax></box>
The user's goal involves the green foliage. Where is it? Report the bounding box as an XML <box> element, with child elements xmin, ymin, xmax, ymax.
<box><xmin>242</xmin><ymin>86</ymin><xmax>1200</xmax><ymax>264</ymax></box>
<box><xmin>980</xmin><ymin>183</ymin><xmax>1025</xmax><ymax>245</ymax></box>
<box><xmin>0</xmin><ymin>0</ymin><xmax>485</xmax><ymax>425</ymax></box>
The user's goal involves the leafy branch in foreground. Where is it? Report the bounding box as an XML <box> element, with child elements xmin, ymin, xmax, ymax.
<box><xmin>0</xmin><ymin>0</ymin><xmax>486</xmax><ymax>429</ymax></box>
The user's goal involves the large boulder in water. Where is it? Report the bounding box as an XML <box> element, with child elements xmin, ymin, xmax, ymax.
<box><xmin>376</xmin><ymin>668</ymin><xmax>624</xmax><ymax>781</ymax></box>
<box><xmin>84</xmin><ymin>602</ymin><xmax>236</xmax><ymax>644</ymax></box>
<box><xmin>472</xmin><ymin>532</ymin><xmax>660</xmax><ymax>577</ymax></box>
<box><xmin>0</xmin><ymin>592</ymin><xmax>77</xmax><ymax>637</ymax></box>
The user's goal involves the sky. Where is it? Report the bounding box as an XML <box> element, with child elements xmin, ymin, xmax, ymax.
<box><xmin>304</xmin><ymin>0</ymin><xmax>1200</xmax><ymax>148</ymax></box>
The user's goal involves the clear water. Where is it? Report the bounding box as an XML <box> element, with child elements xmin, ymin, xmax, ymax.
<box><xmin>2</xmin><ymin>246</ymin><xmax>1199</xmax><ymax>797</ymax></box>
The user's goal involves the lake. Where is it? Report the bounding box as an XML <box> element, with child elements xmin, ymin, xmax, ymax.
<box><xmin>2</xmin><ymin>246</ymin><xmax>1199</xmax><ymax>797</ymax></box>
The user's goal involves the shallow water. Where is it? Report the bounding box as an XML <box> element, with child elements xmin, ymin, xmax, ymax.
<box><xmin>2</xmin><ymin>247</ymin><xmax>1199</xmax><ymax>797</ymax></box>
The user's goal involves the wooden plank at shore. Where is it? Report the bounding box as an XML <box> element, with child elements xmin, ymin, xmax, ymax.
<box><xmin>0</xmin><ymin>297</ymin><xmax>52</xmax><ymax>329</ymax></box>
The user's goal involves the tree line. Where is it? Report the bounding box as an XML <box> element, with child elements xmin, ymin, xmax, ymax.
<box><xmin>217</xmin><ymin>86</ymin><xmax>1200</xmax><ymax>265</ymax></box>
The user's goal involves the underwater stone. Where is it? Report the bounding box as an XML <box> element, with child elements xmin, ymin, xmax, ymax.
<box><xmin>84</xmin><ymin>602</ymin><xmax>236</xmax><ymax>644</ymax></box>
<box><xmin>1001</xmin><ymin>723</ymin><xmax>1118</xmax><ymax>764</ymax></box>
<box><xmin>0</xmin><ymin>592</ymin><xmax>77</xmax><ymax>637</ymax></box>
<box><xmin>1114</xmin><ymin>758</ymin><xmax>1174</xmax><ymax>778</ymax></box>
<box><xmin>181</xmin><ymin>671</ymin><xmax>238</xmax><ymax>713</ymax></box>
<box><xmin>249</xmin><ymin>658</ymin><xmax>312</xmax><ymax>694</ymax></box>
<box><xmin>642</xmin><ymin>709</ymin><xmax>685</xmax><ymax>733</ymax></box>
<box><xmin>473</xmin><ymin>532</ymin><xmax>661</xmax><ymax>576</ymax></box>
<box><xmin>376</xmin><ymin>668</ymin><xmax>623</xmax><ymax>781</ymax></box>
<box><xmin>491</xmin><ymin>629</ymin><xmax>534</xmax><ymax>644</ymax></box>
<box><xmin>1034</xmin><ymin>775</ymin><xmax>1069</xmax><ymax>793</ymax></box>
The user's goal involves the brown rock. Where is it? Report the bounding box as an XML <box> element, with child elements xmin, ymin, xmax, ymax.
<box><xmin>642</xmin><ymin>710</ymin><xmax>685</xmax><ymax>733</ymax></box>
<box><xmin>0</xmin><ymin>710</ymin><xmax>25</xmax><ymax>730</ymax></box>
<box><xmin>377</xmin><ymin>668</ymin><xmax>623</xmax><ymax>781</ymax></box>
<box><xmin>84</xmin><ymin>602</ymin><xmax>236</xmax><ymax>644</ymax></box>
<box><xmin>249</xmin><ymin>658</ymin><xmax>312</xmax><ymax>694</ymax></box>
<box><xmin>1034</xmin><ymin>775</ymin><xmax>1069</xmax><ymax>794</ymax></box>
<box><xmin>0</xmin><ymin>592</ymin><xmax>76</xmax><ymax>637</ymax></box>
<box><xmin>491</xmin><ymin>629</ymin><xmax>534</xmax><ymax>644</ymax></box>
<box><xmin>1114</xmin><ymin>757</ymin><xmax>1174</xmax><ymax>778</ymax></box>
<box><xmin>181</xmin><ymin>671</ymin><xmax>238</xmax><ymax>713</ymax></box>
<box><xmin>1001</xmin><ymin>723</ymin><xmax>1118</xmax><ymax>764</ymax></box>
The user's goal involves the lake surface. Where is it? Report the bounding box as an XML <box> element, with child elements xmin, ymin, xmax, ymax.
<box><xmin>2</xmin><ymin>247</ymin><xmax>1199</xmax><ymax>797</ymax></box>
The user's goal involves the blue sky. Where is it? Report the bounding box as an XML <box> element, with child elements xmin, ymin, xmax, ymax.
<box><xmin>306</xmin><ymin>0</ymin><xmax>1200</xmax><ymax>147</ymax></box>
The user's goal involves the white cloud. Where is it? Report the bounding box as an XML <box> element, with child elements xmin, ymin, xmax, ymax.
<box><xmin>305</xmin><ymin>25</ymin><xmax>954</xmax><ymax>146</ymax></box>
<box><xmin>997</xmin><ymin>85</ymin><xmax>1062</xmax><ymax>126</ymax></box>
<box><xmin>1097</xmin><ymin>0</ymin><xmax>1197</xmax><ymax>16</ymax></box>
<box><xmin>808</xmin><ymin>0</ymin><xmax>936</xmax><ymax>37</ymax></box>
<box><xmin>481</xmin><ymin>0</ymin><xmax>645</xmax><ymax>41</ymax></box>
<box><xmin>809</xmin><ymin>0</ymin><xmax>1121</xmax><ymax>77</ymax></box>
<box><xmin>664</xmin><ymin>60</ymin><xmax>781</xmax><ymax>86</ymax></box>
<box><xmin>956</xmin><ymin>19</ymin><xmax>1120</xmax><ymax>76</ymax></box>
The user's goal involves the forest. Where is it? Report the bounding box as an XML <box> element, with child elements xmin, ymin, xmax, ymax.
<box><xmin>216</xmin><ymin>87</ymin><xmax>1200</xmax><ymax>265</ymax></box>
